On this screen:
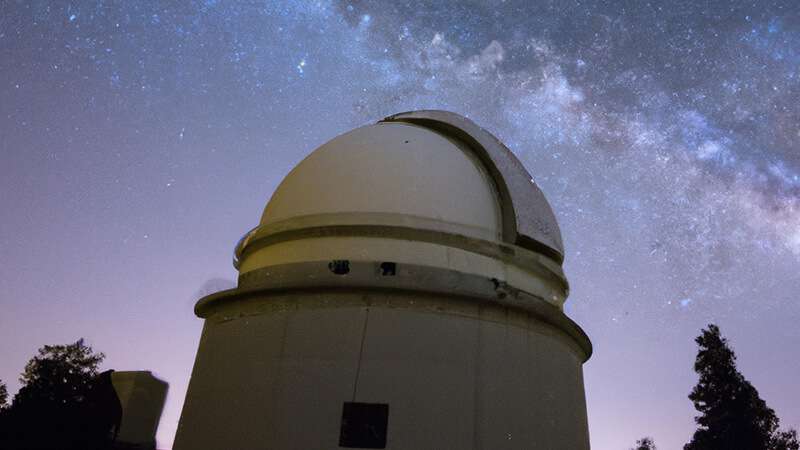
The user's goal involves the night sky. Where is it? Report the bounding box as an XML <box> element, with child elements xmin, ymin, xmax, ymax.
<box><xmin>2</xmin><ymin>1</ymin><xmax>799</xmax><ymax>448</ymax></box>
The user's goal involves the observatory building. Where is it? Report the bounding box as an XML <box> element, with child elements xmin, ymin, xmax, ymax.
<box><xmin>174</xmin><ymin>110</ymin><xmax>592</xmax><ymax>449</ymax></box>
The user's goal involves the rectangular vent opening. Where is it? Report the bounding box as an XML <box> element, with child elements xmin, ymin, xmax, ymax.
<box><xmin>379</xmin><ymin>262</ymin><xmax>396</xmax><ymax>276</ymax></box>
<box><xmin>339</xmin><ymin>402</ymin><xmax>389</xmax><ymax>448</ymax></box>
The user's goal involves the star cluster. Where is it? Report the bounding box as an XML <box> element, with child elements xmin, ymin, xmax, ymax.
<box><xmin>1</xmin><ymin>1</ymin><xmax>798</xmax><ymax>448</ymax></box>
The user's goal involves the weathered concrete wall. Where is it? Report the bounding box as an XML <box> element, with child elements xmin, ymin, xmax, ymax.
<box><xmin>175</xmin><ymin>291</ymin><xmax>589</xmax><ymax>450</ymax></box>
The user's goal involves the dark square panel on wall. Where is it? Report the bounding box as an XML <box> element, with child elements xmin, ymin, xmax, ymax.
<box><xmin>339</xmin><ymin>402</ymin><xmax>389</xmax><ymax>448</ymax></box>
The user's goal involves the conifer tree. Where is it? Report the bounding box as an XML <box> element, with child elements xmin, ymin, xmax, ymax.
<box><xmin>685</xmin><ymin>324</ymin><xmax>798</xmax><ymax>450</ymax></box>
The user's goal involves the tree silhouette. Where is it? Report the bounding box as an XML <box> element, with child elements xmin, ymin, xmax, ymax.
<box><xmin>15</xmin><ymin>338</ymin><xmax>104</xmax><ymax>407</ymax></box>
<box><xmin>0</xmin><ymin>338</ymin><xmax>118</xmax><ymax>450</ymax></box>
<box><xmin>772</xmin><ymin>430</ymin><xmax>800</xmax><ymax>450</ymax></box>
<box><xmin>0</xmin><ymin>379</ymin><xmax>7</xmax><ymax>410</ymax></box>
<box><xmin>630</xmin><ymin>437</ymin><xmax>656</xmax><ymax>450</ymax></box>
<box><xmin>685</xmin><ymin>324</ymin><xmax>799</xmax><ymax>450</ymax></box>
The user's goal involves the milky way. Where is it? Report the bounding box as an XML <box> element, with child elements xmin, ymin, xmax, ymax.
<box><xmin>1</xmin><ymin>1</ymin><xmax>799</xmax><ymax>448</ymax></box>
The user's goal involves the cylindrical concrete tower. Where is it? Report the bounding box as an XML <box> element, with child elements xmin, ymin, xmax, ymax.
<box><xmin>175</xmin><ymin>110</ymin><xmax>592</xmax><ymax>449</ymax></box>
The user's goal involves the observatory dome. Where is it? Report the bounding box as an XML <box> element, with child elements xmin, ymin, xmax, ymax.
<box><xmin>179</xmin><ymin>111</ymin><xmax>592</xmax><ymax>450</ymax></box>
<box><xmin>261</xmin><ymin>121</ymin><xmax>503</xmax><ymax>241</ymax></box>
<box><xmin>233</xmin><ymin>110</ymin><xmax>568</xmax><ymax>306</ymax></box>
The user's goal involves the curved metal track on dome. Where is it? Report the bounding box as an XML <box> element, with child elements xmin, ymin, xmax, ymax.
<box><xmin>381</xmin><ymin>110</ymin><xmax>564</xmax><ymax>264</ymax></box>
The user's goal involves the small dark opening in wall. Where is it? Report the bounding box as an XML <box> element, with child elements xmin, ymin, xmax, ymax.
<box><xmin>379</xmin><ymin>262</ymin><xmax>396</xmax><ymax>276</ymax></box>
<box><xmin>329</xmin><ymin>260</ymin><xmax>350</xmax><ymax>275</ymax></box>
<box><xmin>339</xmin><ymin>402</ymin><xmax>389</xmax><ymax>448</ymax></box>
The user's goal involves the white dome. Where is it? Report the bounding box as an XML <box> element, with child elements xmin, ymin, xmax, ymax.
<box><xmin>235</xmin><ymin>111</ymin><xmax>565</xmax><ymax>272</ymax></box>
<box><xmin>261</xmin><ymin>121</ymin><xmax>503</xmax><ymax>241</ymax></box>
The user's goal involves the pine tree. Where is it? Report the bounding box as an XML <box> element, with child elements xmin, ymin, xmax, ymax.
<box><xmin>685</xmin><ymin>324</ymin><xmax>799</xmax><ymax>450</ymax></box>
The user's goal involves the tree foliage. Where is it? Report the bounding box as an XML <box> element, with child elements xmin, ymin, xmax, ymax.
<box><xmin>631</xmin><ymin>437</ymin><xmax>657</xmax><ymax>450</ymax></box>
<box><xmin>685</xmin><ymin>324</ymin><xmax>799</xmax><ymax>450</ymax></box>
<box><xmin>14</xmin><ymin>338</ymin><xmax>104</xmax><ymax>408</ymax></box>
<box><xmin>0</xmin><ymin>379</ymin><xmax>8</xmax><ymax>410</ymax></box>
<box><xmin>772</xmin><ymin>429</ymin><xmax>800</xmax><ymax>450</ymax></box>
<box><xmin>0</xmin><ymin>338</ymin><xmax>120</xmax><ymax>450</ymax></box>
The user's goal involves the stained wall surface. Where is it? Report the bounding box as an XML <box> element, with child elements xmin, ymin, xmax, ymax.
<box><xmin>174</xmin><ymin>291</ymin><xmax>589</xmax><ymax>450</ymax></box>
